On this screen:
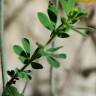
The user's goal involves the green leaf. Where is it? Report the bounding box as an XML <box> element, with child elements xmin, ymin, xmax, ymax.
<box><xmin>47</xmin><ymin>2</ymin><xmax>58</xmax><ymax>27</ymax></box>
<box><xmin>67</xmin><ymin>0</ymin><xmax>75</xmax><ymax>13</ymax></box>
<box><xmin>68</xmin><ymin>9</ymin><xmax>78</xmax><ymax>19</ymax></box>
<box><xmin>37</xmin><ymin>12</ymin><xmax>53</xmax><ymax>31</ymax></box>
<box><xmin>60</xmin><ymin>0</ymin><xmax>69</xmax><ymax>14</ymax></box>
<box><xmin>69</xmin><ymin>18</ymin><xmax>78</xmax><ymax>24</ymax></box>
<box><xmin>68</xmin><ymin>8</ymin><xmax>87</xmax><ymax>19</ymax></box>
<box><xmin>2</xmin><ymin>85</ymin><xmax>23</xmax><ymax>96</ymax></box>
<box><xmin>40</xmin><ymin>50</ymin><xmax>51</xmax><ymax>57</ymax></box>
<box><xmin>15</xmin><ymin>69</ymin><xmax>32</xmax><ymax>80</ymax></box>
<box><xmin>32</xmin><ymin>47</ymin><xmax>42</xmax><ymax>60</ymax></box>
<box><xmin>58</xmin><ymin>24</ymin><xmax>69</xmax><ymax>32</ymax></box>
<box><xmin>57</xmin><ymin>32</ymin><xmax>70</xmax><ymax>38</ymax></box>
<box><xmin>46</xmin><ymin>46</ymin><xmax>63</xmax><ymax>52</ymax></box>
<box><xmin>47</xmin><ymin>57</ymin><xmax>60</xmax><ymax>68</ymax></box>
<box><xmin>61</xmin><ymin>17</ymin><xmax>66</xmax><ymax>24</ymax></box>
<box><xmin>18</xmin><ymin>72</ymin><xmax>31</xmax><ymax>80</ymax></box>
<box><xmin>13</xmin><ymin>45</ymin><xmax>27</xmax><ymax>57</ymax></box>
<box><xmin>60</xmin><ymin>0</ymin><xmax>75</xmax><ymax>15</ymax></box>
<box><xmin>52</xmin><ymin>53</ymin><xmax>67</xmax><ymax>59</ymax></box>
<box><xmin>19</xmin><ymin>56</ymin><xmax>29</xmax><ymax>65</ymax></box>
<box><xmin>22</xmin><ymin>38</ymin><xmax>30</xmax><ymax>56</ymax></box>
<box><xmin>31</xmin><ymin>62</ymin><xmax>43</xmax><ymax>69</ymax></box>
<box><xmin>77</xmin><ymin>12</ymin><xmax>87</xmax><ymax>17</ymax></box>
<box><xmin>40</xmin><ymin>50</ymin><xmax>66</xmax><ymax>59</ymax></box>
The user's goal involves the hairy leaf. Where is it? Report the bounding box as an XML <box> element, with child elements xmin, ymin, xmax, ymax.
<box><xmin>60</xmin><ymin>0</ymin><xmax>75</xmax><ymax>15</ymax></box>
<box><xmin>15</xmin><ymin>69</ymin><xmax>32</xmax><ymax>80</ymax></box>
<box><xmin>47</xmin><ymin>57</ymin><xmax>60</xmax><ymax>68</ymax></box>
<box><xmin>47</xmin><ymin>2</ymin><xmax>58</xmax><ymax>27</ymax></box>
<box><xmin>22</xmin><ymin>38</ymin><xmax>30</xmax><ymax>56</ymax></box>
<box><xmin>13</xmin><ymin>45</ymin><xmax>27</xmax><ymax>57</ymax></box>
<box><xmin>37</xmin><ymin>12</ymin><xmax>53</xmax><ymax>31</ymax></box>
<box><xmin>19</xmin><ymin>56</ymin><xmax>29</xmax><ymax>65</ymax></box>
<box><xmin>52</xmin><ymin>53</ymin><xmax>67</xmax><ymax>59</ymax></box>
<box><xmin>60</xmin><ymin>0</ymin><xmax>68</xmax><ymax>14</ymax></box>
<box><xmin>77</xmin><ymin>12</ymin><xmax>87</xmax><ymax>17</ymax></box>
<box><xmin>67</xmin><ymin>0</ymin><xmax>75</xmax><ymax>13</ymax></box>
<box><xmin>61</xmin><ymin>17</ymin><xmax>66</xmax><ymax>24</ymax></box>
<box><xmin>46</xmin><ymin>46</ymin><xmax>63</xmax><ymax>52</ymax></box>
<box><xmin>32</xmin><ymin>47</ymin><xmax>42</xmax><ymax>60</ymax></box>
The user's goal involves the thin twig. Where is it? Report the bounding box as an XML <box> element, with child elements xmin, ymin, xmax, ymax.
<box><xmin>71</xmin><ymin>26</ymin><xmax>87</xmax><ymax>36</ymax></box>
<box><xmin>50</xmin><ymin>64</ymin><xmax>56</xmax><ymax>96</ymax></box>
<box><xmin>72</xmin><ymin>26</ymin><xmax>96</xmax><ymax>31</ymax></box>
<box><xmin>7</xmin><ymin>22</ymin><xmax>62</xmax><ymax>85</ymax></box>
<box><xmin>50</xmin><ymin>0</ymin><xmax>58</xmax><ymax>96</ymax></box>
<box><xmin>22</xmin><ymin>81</ymin><xmax>28</xmax><ymax>94</ymax></box>
<box><xmin>0</xmin><ymin>0</ymin><xmax>7</xmax><ymax>89</ymax></box>
<box><xmin>62</xmin><ymin>37</ymin><xmax>87</xmax><ymax>95</ymax></box>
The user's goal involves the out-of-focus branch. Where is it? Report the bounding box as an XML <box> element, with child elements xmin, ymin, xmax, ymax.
<box><xmin>4</xmin><ymin>0</ymin><xmax>32</xmax><ymax>29</ymax></box>
<box><xmin>88</xmin><ymin>27</ymin><xmax>96</xmax><ymax>47</ymax></box>
<box><xmin>22</xmin><ymin>81</ymin><xmax>28</xmax><ymax>94</ymax></box>
<box><xmin>0</xmin><ymin>0</ymin><xmax>7</xmax><ymax>89</ymax></box>
<box><xmin>50</xmin><ymin>0</ymin><xmax>58</xmax><ymax>96</ymax></box>
<box><xmin>59</xmin><ymin>36</ymin><xmax>87</xmax><ymax>95</ymax></box>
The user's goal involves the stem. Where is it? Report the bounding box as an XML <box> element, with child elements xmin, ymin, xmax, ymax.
<box><xmin>50</xmin><ymin>0</ymin><xmax>58</xmax><ymax>96</ymax></box>
<box><xmin>7</xmin><ymin>0</ymin><xmax>61</xmax><ymax>86</ymax></box>
<box><xmin>50</xmin><ymin>41</ymin><xmax>56</xmax><ymax>96</ymax></box>
<box><xmin>45</xmin><ymin>33</ymin><xmax>56</xmax><ymax>46</ymax></box>
<box><xmin>72</xmin><ymin>26</ymin><xmax>96</xmax><ymax>31</ymax></box>
<box><xmin>71</xmin><ymin>26</ymin><xmax>87</xmax><ymax>37</ymax></box>
<box><xmin>50</xmin><ymin>66</ymin><xmax>56</xmax><ymax>96</ymax></box>
<box><xmin>0</xmin><ymin>0</ymin><xmax>7</xmax><ymax>89</ymax></box>
<box><xmin>7</xmin><ymin>27</ymin><xmax>57</xmax><ymax>85</ymax></box>
<box><xmin>22</xmin><ymin>81</ymin><xmax>28</xmax><ymax>94</ymax></box>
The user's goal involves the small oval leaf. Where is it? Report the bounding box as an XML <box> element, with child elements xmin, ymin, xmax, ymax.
<box><xmin>47</xmin><ymin>57</ymin><xmax>60</xmax><ymax>68</ymax></box>
<box><xmin>60</xmin><ymin>0</ymin><xmax>68</xmax><ymax>14</ymax></box>
<box><xmin>46</xmin><ymin>46</ymin><xmax>63</xmax><ymax>52</ymax></box>
<box><xmin>53</xmin><ymin>53</ymin><xmax>67</xmax><ymax>59</ymax></box>
<box><xmin>47</xmin><ymin>2</ymin><xmax>58</xmax><ymax>26</ymax></box>
<box><xmin>57</xmin><ymin>32</ymin><xmax>70</xmax><ymax>38</ymax></box>
<box><xmin>22</xmin><ymin>38</ymin><xmax>30</xmax><ymax>55</ymax></box>
<box><xmin>37</xmin><ymin>12</ymin><xmax>53</xmax><ymax>31</ymax></box>
<box><xmin>13</xmin><ymin>45</ymin><xmax>27</xmax><ymax>57</ymax></box>
<box><xmin>67</xmin><ymin>0</ymin><xmax>75</xmax><ymax>13</ymax></box>
<box><xmin>31</xmin><ymin>62</ymin><xmax>43</xmax><ymax>69</ymax></box>
<box><xmin>19</xmin><ymin>56</ymin><xmax>29</xmax><ymax>65</ymax></box>
<box><xmin>15</xmin><ymin>69</ymin><xmax>32</xmax><ymax>80</ymax></box>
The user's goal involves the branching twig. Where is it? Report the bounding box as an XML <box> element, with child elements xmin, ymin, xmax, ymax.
<box><xmin>7</xmin><ymin>23</ymin><xmax>60</xmax><ymax>85</ymax></box>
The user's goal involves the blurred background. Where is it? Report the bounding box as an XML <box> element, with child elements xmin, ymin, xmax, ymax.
<box><xmin>1</xmin><ymin>0</ymin><xmax>96</xmax><ymax>96</ymax></box>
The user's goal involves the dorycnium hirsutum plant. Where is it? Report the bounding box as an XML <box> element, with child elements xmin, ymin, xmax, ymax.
<box><xmin>2</xmin><ymin>0</ymin><xmax>90</xmax><ymax>95</ymax></box>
